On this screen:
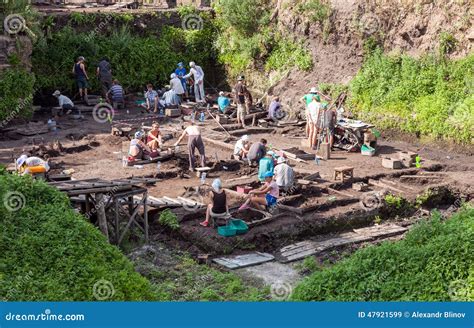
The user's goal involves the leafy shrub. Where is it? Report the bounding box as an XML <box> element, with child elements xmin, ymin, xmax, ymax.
<box><xmin>265</xmin><ymin>39</ymin><xmax>313</xmax><ymax>72</ymax></box>
<box><xmin>0</xmin><ymin>173</ymin><xmax>155</xmax><ymax>301</ymax></box>
<box><xmin>0</xmin><ymin>67</ymin><xmax>36</xmax><ymax>122</ymax></box>
<box><xmin>292</xmin><ymin>208</ymin><xmax>474</xmax><ymax>301</ymax></box>
<box><xmin>296</xmin><ymin>0</ymin><xmax>331</xmax><ymax>24</ymax></box>
<box><xmin>158</xmin><ymin>209</ymin><xmax>180</xmax><ymax>230</ymax></box>
<box><xmin>349</xmin><ymin>48</ymin><xmax>473</xmax><ymax>143</ymax></box>
<box><xmin>31</xmin><ymin>14</ymin><xmax>216</xmax><ymax>94</ymax></box>
<box><xmin>214</xmin><ymin>0</ymin><xmax>269</xmax><ymax>36</ymax></box>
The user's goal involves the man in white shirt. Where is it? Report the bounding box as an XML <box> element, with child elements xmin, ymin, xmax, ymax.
<box><xmin>173</xmin><ymin>122</ymin><xmax>206</xmax><ymax>171</ymax></box>
<box><xmin>161</xmin><ymin>86</ymin><xmax>179</xmax><ymax>107</ymax></box>
<box><xmin>170</xmin><ymin>73</ymin><xmax>185</xmax><ymax>104</ymax></box>
<box><xmin>274</xmin><ymin>157</ymin><xmax>294</xmax><ymax>192</ymax></box>
<box><xmin>184</xmin><ymin>61</ymin><xmax>205</xmax><ymax>103</ymax></box>
<box><xmin>307</xmin><ymin>96</ymin><xmax>322</xmax><ymax>149</ymax></box>
<box><xmin>52</xmin><ymin>90</ymin><xmax>74</xmax><ymax>115</ymax></box>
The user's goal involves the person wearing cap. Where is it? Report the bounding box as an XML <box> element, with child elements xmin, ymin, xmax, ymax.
<box><xmin>175</xmin><ymin>62</ymin><xmax>188</xmax><ymax>98</ymax></box>
<box><xmin>170</xmin><ymin>73</ymin><xmax>185</xmax><ymax>104</ymax></box>
<box><xmin>129</xmin><ymin>131</ymin><xmax>152</xmax><ymax>161</ymax></box>
<box><xmin>200</xmin><ymin>178</ymin><xmax>229</xmax><ymax>227</ymax></box>
<box><xmin>52</xmin><ymin>90</ymin><xmax>74</xmax><ymax>115</ymax></box>
<box><xmin>96</xmin><ymin>57</ymin><xmax>112</xmax><ymax>98</ymax></box>
<box><xmin>233</xmin><ymin>76</ymin><xmax>249</xmax><ymax>128</ymax></box>
<box><xmin>300</xmin><ymin>87</ymin><xmax>320</xmax><ymax>137</ymax></box>
<box><xmin>239</xmin><ymin>171</ymin><xmax>279</xmax><ymax>211</ymax></box>
<box><xmin>233</xmin><ymin>134</ymin><xmax>250</xmax><ymax>160</ymax></box>
<box><xmin>72</xmin><ymin>56</ymin><xmax>89</xmax><ymax>103</ymax></box>
<box><xmin>247</xmin><ymin>138</ymin><xmax>267</xmax><ymax>165</ymax></box>
<box><xmin>16</xmin><ymin>155</ymin><xmax>50</xmax><ymax>177</ymax></box>
<box><xmin>258</xmin><ymin>151</ymin><xmax>275</xmax><ymax>182</ymax></box>
<box><xmin>217</xmin><ymin>91</ymin><xmax>230</xmax><ymax>114</ymax></box>
<box><xmin>274</xmin><ymin>156</ymin><xmax>294</xmax><ymax>192</ymax></box>
<box><xmin>308</xmin><ymin>95</ymin><xmax>322</xmax><ymax>149</ymax></box>
<box><xmin>161</xmin><ymin>85</ymin><xmax>179</xmax><ymax>108</ymax></box>
<box><xmin>106</xmin><ymin>79</ymin><xmax>124</xmax><ymax>110</ymax></box>
<box><xmin>184</xmin><ymin>61</ymin><xmax>205</xmax><ymax>103</ymax></box>
<box><xmin>173</xmin><ymin>121</ymin><xmax>206</xmax><ymax>171</ymax></box>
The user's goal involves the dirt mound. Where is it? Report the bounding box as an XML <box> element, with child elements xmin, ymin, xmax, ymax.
<box><xmin>261</xmin><ymin>0</ymin><xmax>473</xmax><ymax>106</ymax></box>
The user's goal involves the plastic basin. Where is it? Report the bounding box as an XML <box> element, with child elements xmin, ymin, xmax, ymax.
<box><xmin>229</xmin><ymin>219</ymin><xmax>249</xmax><ymax>235</ymax></box>
<box><xmin>218</xmin><ymin>226</ymin><xmax>236</xmax><ymax>237</ymax></box>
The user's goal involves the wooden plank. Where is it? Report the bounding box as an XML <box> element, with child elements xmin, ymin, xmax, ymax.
<box><xmin>202</xmin><ymin>136</ymin><xmax>235</xmax><ymax>151</ymax></box>
<box><xmin>379</xmin><ymin>178</ymin><xmax>418</xmax><ymax>192</ymax></box>
<box><xmin>368</xmin><ymin>179</ymin><xmax>406</xmax><ymax>194</ymax></box>
<box><xmin>162</xmin><ymin>196</ymin><xmax>183</xmax><ymax>205</ymax></box>
<box><xmin>213</xmin><ymin>252</ymin><xmax>274</xmax><ymax>269</ymax></box>
<box><xmin>327</xmin><ymin>187</ymin><xmax>354</xmax><ymax>198</ymax></box>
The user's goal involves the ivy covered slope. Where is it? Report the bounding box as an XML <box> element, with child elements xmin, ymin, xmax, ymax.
<box><xmin>0</xmin><ymin>172</ymin><xmax>154</xmax><ymax>301</ymax></box>
<box><xmin>0</xmin><ymin>67</ymin><xmax>36</xmax><ymax>122</ymax></box>
<box><xmin>292</xmin><ymin>207</ymin><xmax>474</xmax><ymax>301</ymax></box>
<box><xmin>349</xmin><ymin>48</ymin><xmax>474</xmax><ymax>143</ymax></box>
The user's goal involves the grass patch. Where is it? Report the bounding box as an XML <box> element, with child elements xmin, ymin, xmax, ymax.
<box><xmin>292</xmin><ymin>207</ymin><xmax>474</xmax><ymax>301</ymax></box>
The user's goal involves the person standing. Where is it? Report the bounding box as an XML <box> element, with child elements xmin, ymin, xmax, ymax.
<box><xmin>96</xmin><ymin>57</ymin><xmax>112</xmax><ymax>98</ymax></box>
<box><xmin>307</xmin><ymin>95</ymin><xmax>322</xmax><ymax>149</ymax></box>
<box><xmin>173</xmin><ymin>121</ymin><xmax>206</xmax><ymax>171</ymax></box>
<box><xmin>300</xmin><ymin>87</ymin><xmax>320</xmax><ymax>138</ymax></box>
<box><xmin>175</xmin><ymin>62</ymin><xmax>188</xmax><ymax>98</ymax></box>
<box><xmin>234</xmin><ymin>76</ymin><xmax>249</xmax><ymax>128</ymax></box>
<box><xmin>170</xmin><ymin>73</ymin><xmax>185</xmax><ymax>104</ymax></box>
<box><xmin>184</xmin><ymin>61</ymin><xmax>205</xmax><ymax>103</ymax></box>
<box><xmin>72</xmin><ymin>56</ymin><xmax>89</xmax><ymax>103</ymax></box>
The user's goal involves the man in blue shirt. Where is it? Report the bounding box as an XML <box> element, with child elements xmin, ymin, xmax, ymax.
<box><xmin>258</xmin><ymin>151</ymin><xmax>275</xmax><ymax>182</ymax></box>
<box><xmin>217</xmin><ymin>91</ymin><xmax>230</xmax><ymax>114</ymax></box>
<box><xmin>140</xmin><ymin>84</ymin><xmax>159</xmax><ymax>113</ymax></box>
<box><xmin>268</xmin><ymin>96</ymin><xmax>282</xmax><ymax>122</ymax></box>
<box><xmin>175</xmin><ymin>62</ymin><xmax>188</xmax><ymax>98</ymax></box>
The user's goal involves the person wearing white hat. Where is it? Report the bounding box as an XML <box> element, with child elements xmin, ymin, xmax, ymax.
<box><xmin>217</xmin><ymin>91</ymin><xmax>230</xmax><ymax>114</ymax></box>
<box><xmin>170</xmin><ymin>73</ymin><xmax>185</xmax><ymax>104</ymax></box>
<box><xmin>200</xmin><ymin>178</ymin><xmax>229</xmax><ymax>227</ymax></box>
<box><xmin>52</xmin><ymin>90</ymin><xmax>74</xmax><ymax>115</ymax></box>
<box><xmin>16</xmin><ymin>154</ymin><xmax>50</xmax><ymax>176</ymax></box>
<box><xmin>274</xmin><ymin>156</ymin><xmax>294</xmax><ymax>192</ymax></box>
<box><xmin>72</xmin><ymin>56</ymin><xmax>89</xmax><ymax>103</ymax></box>
<box><xmin>233</xmin><ymin>134</ymin><xmax>250</xmax><ymax>160</ymax></box>
<box><xmin>128</xmin><ymin>131</ymin><xmax>152</xmax><ymax>161</ymax></box>
<box><xmin>300</xmin><ymin>87</ymin><xmax>321</xmax><ymax>138</ymax></box>
<box><xmin>184</xmin><ymin>61</ymin><xmax>205</xmax><ymax>103</ymax></box>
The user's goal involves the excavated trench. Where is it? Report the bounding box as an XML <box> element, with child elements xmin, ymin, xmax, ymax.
<box><xmin>148</xmin><ymin>163</ymin><xmax>470</xmax><ymax>259</ymax></box>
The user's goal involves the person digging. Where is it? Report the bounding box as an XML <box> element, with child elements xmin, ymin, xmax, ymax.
<box><xmin>200</xmin><ymin>178</ymin><xmax>229</xmax><ymax>227</ymax></box>
<box><xmin>238</xmin><ymin>172</ymin><xmax>279</xmax><ymax>212</ymax></box>
<box><xmin>173</xmin><ymin>121</ymin><xmax>206</xmax><ymax>172</ymax></box>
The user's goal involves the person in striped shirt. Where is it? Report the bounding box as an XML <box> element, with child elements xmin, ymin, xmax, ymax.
<box><xmin>107</xmin><ymin>79</ymin><xmax>124</xmax><ymax>110</ymax></box>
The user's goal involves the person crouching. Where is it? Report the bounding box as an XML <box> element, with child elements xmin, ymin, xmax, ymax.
<box><xmin>16</xmin><ymin>155</ymin><xmax>50</xmax><ymax>177</ymax></box>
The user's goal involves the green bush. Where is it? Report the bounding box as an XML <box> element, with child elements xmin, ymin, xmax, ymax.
<box><xmin>32</xmin><ymin>14</ymin><xmax>216</xmax><ymax>94</ymax></box>
<box><xmin>349</xmin><ymin>48</ymin><xmax>473</xmax><ymax>143</ymax></box>
<box><xmin>158</xmin><ymin>209</ymin><xmax>180</xmax><ymax>230</ymax></box>
<box><xmin>292</xmin><ymin>207</ymin><xmax>474</xmax><ymax>301</ymax></box>
<box><xmin>265</xmin><ymin>39</ymin><xmax>313</xmax><ymax>72</ymax></box>
<box><xmin>0</xmin><ymin>67</ymin><xmax>36</xmax><ymax>122</ymax></box>
<box><xmin>296</xmin><ymin>0</ymin><xmax>331</xmax><ymax>24</ymax></box>
<box><xmin>0</xmin><ymin>173</ymin><xmax>155</xmax><ymax>301</ymax></box>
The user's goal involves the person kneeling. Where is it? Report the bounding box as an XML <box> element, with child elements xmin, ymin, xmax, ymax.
<box><xmin>16</xmin><ymin>155</ymin><xmax>50</xmax><ymax>177</ymax></box>
<box><xmin>239</xmin><ymin>172</ymin><xmax>279</xmax><ymax>211</ymax></box>
<box><xmin>201</xmin><ymin>179</ymin><xmax>229</xmax><ymax>227</ymax></box>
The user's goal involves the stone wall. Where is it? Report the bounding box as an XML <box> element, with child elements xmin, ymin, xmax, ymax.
<box><xmin>0</xmin><ymin>35</ymin><xmax>33</xmax><ymax>72</ymax></box>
